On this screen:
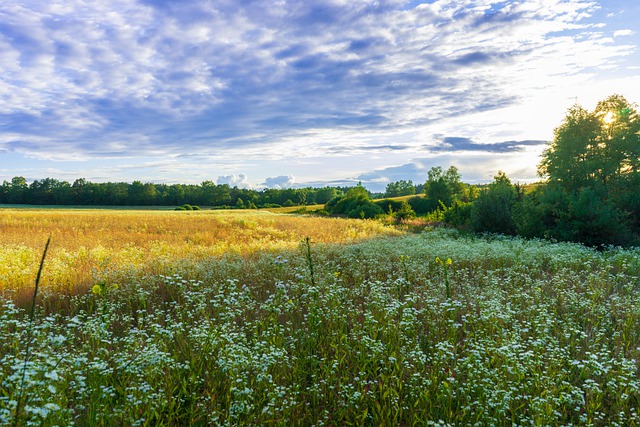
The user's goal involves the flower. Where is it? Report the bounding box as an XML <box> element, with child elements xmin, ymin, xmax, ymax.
<box><xmin>92</xmin><ymin>284</ymin><xmax>102</xmax><ymax>295</ymax></box>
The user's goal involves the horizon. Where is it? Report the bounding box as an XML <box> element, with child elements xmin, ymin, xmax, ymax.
<box><xmin>1</xmin><ymin>0</ymin><xmax>639</xmax><ymax>192</ymax></box>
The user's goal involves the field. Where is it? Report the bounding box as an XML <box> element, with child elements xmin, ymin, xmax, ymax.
<box><xmin>0</xmin><ymin>208</ymin><xmax>400</xmax><ymax>299</ymax></box>
<box><xmin>1</xmin><ymin>209</ymin><xmax>640</xmax><ymax>426</ymax></box>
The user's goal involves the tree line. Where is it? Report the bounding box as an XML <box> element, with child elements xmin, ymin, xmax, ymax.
<box><xmin>0</xmin><ymin>178</ymin><xmax>344</xmax><ymax>209</ymax></box>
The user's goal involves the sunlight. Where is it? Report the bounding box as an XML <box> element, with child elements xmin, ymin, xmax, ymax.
<box><xmin>602</xmin><ymin>111</ymin><xmax>616</xmax><ymax>124</ymax></box>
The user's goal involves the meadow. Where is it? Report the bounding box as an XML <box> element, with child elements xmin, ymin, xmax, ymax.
<box><xmin>1</xmin><ymin>209</ymin><xmax>640</xmax><ymax>426</ymax></box>
<box><xmin>0</xmin><ymin>208</ymin><xmax>399</xmax><ymax>300</ymax></box>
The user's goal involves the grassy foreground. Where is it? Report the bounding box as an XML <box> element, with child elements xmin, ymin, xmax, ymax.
<box><xmin>1</xmin><ymin>210</ymin><xmax>640</xmax><ymax>425</ymax></box>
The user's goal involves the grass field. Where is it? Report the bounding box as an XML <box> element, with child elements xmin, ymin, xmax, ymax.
<box><xmin>0</xmin><ymin>208</ymin><xmax>401</xmax><ymax>299</ymax></box>
<box><xmin>1</xmin><ymin>209</ymin><xmax>640</xmax><ymax>426</ymax></box>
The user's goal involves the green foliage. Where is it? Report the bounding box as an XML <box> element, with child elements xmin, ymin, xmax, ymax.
<box><xmin>345</xmin><ymin>182</ymin><xmax>370</xmax><ymax>200</ymax></box>
<box><xmin>374</xmin><ymin>199</ymin><xmax>406</xmax><ymax>214</ymax></box>
<box><xmin>442</xmin><ymin>200</ymin><xmax>473</xmax><ymax>227</ymax></box>
<box><xmin>561</xmin><ymin>187</ymin><xmax>628</xmax><ymax>246</ymax></box>
<box><xmin>390</xmin><ymin>201</ymin><xmax>416</xmax><ymax>222</ymax></box>
<box><xmin>174</xmin><ymin>204</ymin><xmax>200</xmax><ymax>210</ymax></box>
<box><xmin>424</xmin><ymin>166</ymin><xmax>463</xmax><ymax>207</ymax></box>
<box><xmin>513</xmin><ymin>186</ymin><xmax>551</xmax><ymax>239</ymax></box>
<box><xmin>347</xmin><ymin>201</ymin><xmax>384</xmax><ymax>219</ymax></box>
<box><xmin>384</xmin><ymin>180</ymin><xmax>416</xmax><ymax>198</ymax></box>
<box><xmin>534</xmin><ymin>94</ymin><xmax>640</xmax><ymax>246</ymax></box>
<box><xmin>471</xmin><ymin>171</ymin><xmax>517</xmax><ymax>235</ymax></box>
<box><xmin>407</xmin><ymin>196</ymin><xmax>438</xmax><ymax>215</ymax></box>
<box><xmin>325</xmin><ymin>183</ymin><xmax>384</xmax><ymax>219</ymax></box>
<box><xmin>0</xmin><ymin>178</ymin><xmax>342</xmax><ymax>209</ymax></box>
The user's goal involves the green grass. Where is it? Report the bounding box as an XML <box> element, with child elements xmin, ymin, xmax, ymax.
<box><xmin>2</xmin><ymin>228</ymin><xmax>640</xmax><ymax>425</ymax></box>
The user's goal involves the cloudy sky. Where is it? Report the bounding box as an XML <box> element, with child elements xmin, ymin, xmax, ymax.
<box><xmin>1</xmin><ymin>0</ymin><xmax>638</xmax><ymax>191</ymax></box>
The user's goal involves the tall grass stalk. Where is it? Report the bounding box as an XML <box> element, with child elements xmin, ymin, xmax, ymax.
<box><xmin>13</xmin><ymin>235</ymin><xmax>51</xmax><ymax>427</ymax></box>
<box><xmin>303</xmin><ymin>237</ymin><xmax>316</xmax><ymax>287</ymax></box>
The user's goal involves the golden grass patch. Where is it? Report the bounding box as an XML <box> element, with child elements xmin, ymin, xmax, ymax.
<box><xmin>0</xmin><ymin>209</ymin><xmax>402</xmax><ymax>295</ymax></box>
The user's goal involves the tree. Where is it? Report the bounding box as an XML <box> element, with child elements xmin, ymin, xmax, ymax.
<box><xmin>424</xmin><ymin>166</ymin><xmax>463</xmax><ymax>208</ymax></box>
<box><xmin>7</xmin><ymin>176</ymin><xmax>28</xmax><ymax>204</ymax></box>
<box><xmin>384</xmin><ymin>180</ymin><xmax>415</xmax><ymax>198</ymax></box>
<box><xmin>315</xmin><ymin>187</ymin><xmax>340</xmax><ymax>204</ymax></box>
<box><xmin>536</xmin><ymin>94</ymin><xmax>640</xmax><ymax>245</ymax></box>
<box><xmin>325</xmin><ymin>182</ymin><xmax>384</xmax><ymax>219</ymax></box>
<box><xmin>471</xmin><ymin>171</ymin><xmax>517</xmax><ymax>235</ymax></box>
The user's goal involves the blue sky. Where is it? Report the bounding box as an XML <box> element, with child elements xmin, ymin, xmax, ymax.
<box><xmin>1</xmin><ymin>0</ymin><xmax>639</xmax><ymax>191</ymax></box>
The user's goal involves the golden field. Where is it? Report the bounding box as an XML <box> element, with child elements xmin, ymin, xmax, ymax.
<box><xmin>0</xmin><ymin>208</ymin><xmax>402</xmax><ymax>296</ymax></box>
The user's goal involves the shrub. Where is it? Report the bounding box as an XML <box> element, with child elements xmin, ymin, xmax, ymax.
<box><xmin>374</xmin><ymin>199</ymin><xmax>406</xmax><ymax>214</ymax></box>
<box><xmin>471</xmin><ymin>172</ymin><xmax>516</xmax><ymax>235</ymax></box>
<box><xmin>346</xmin><ymin>201</ymin><xmax>384</xmax><ymax>219</ymax></box>
<box><xmin>407</xmin><ymin>196</ymin><xmax>438</xmax><ymax>215</ymax></box>
<box><xmin>442</xmin><ymin>200</ymin><xmax>472</xmax><ymax>227</ymax></box>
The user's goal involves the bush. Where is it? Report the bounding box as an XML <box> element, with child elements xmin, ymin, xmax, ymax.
<box><xmin>443</xmin><ymin>200</ymin><xmax>472</xmax><ymax>227</ymax></box>
<box><xmin>346</xmin><ymin>201</ymin><xmax>384</xmax><ymax>219</ymax></box>
<box><xmin>393</xmin><ymin>201</ymin><xmax>416</xmax><ymax>222</ymax></box>
<box><xmin>175</xmin><ymin>203</ymin><xmax>195</xmax><ymax>211</ymax></box>
<box><xmin>559</xmin><ymin>187</ymin><xmax>629</xmax><ymax>247</ymax></box>
<box><xmin>407</xmin><ymin>196</ymin><xmax>439</xmax><ymax>215</ymax></box>
<box><xmin>471</xmin><ymin>173</ymin><xmax>516</xmax><ymax>235</ymax></box>
<box><xmin>374</xmin><ymin>199</ymin><xmax>406</xmax><ymax>214</ymax></box>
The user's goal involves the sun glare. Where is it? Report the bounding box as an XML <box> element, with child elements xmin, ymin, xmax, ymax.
<box><xmin>603</xmin><ymin>111</ymin><xmax>616</xmax><ymax>124</ymax></box>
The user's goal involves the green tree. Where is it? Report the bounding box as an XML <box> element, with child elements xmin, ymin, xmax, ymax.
<box><xmin>536</xmin><ymin>94</ymin><xmax>640</xmax><ymax>245</ymax></box>
<box><xmin>325</xmin><ymin>182</ymin><xmax>383</xmax><ymax>219</ymax></box>
<box><xmin>424</xmin><ymin>166</ymin><xmax>463</xmax><ymax>208</ymax></box>
<box><xmin>385</xmin><ymin>180</ymin><xmax>416</xmax><ymax>198</ymax></box>
<box><xmin>315</xmin><ymin>187</ymin><xmax>340</xmax><ymax>204</ymax></box>
<box><xmin>471</xmin><ymin>171</ymin><xmax>517</xmax><ymax>235</ymax></box>
<box><xmin>7</xmin><ymin>176</ymin><xmax>28</xmax><ymax>204</ymax></box>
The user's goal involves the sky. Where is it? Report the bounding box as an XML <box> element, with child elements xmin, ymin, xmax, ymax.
<box><xmin>1</xmin><ymin>0</ymin><xmax>639</xmax><ymax>192</ymax></box>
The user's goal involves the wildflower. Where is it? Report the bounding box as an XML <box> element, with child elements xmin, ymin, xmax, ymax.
<box><xmin>333</xmin><ymin>271</ymin><xmax>341</xmax><ymax>279</ymax></box>
<box><xmin>446</xmin><ymin>258</ymin><xmax>452</xmax><ymax>265</ymax></box>
<box><xmin>92</xmin><ymin>285</ymin><xmax>102</xmax><ymax>295</ymax></box>
<box><xmin>274</xmin><ymin>255</ymin><xmax>288</xmax><ymax>265</ymax></box>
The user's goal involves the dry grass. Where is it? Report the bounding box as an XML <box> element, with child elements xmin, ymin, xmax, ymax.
<box><xmin>0</xmin><ymin>209</ymin><xmax>402</xmax><ymax>296</ymax></box>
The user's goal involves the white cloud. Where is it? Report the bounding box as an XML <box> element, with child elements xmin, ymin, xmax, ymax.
<box><xmin>263</xmin><ymin>175</ymin><xmax>296</xmax><ymax>189</ymax></box>
<box><xmin>216</xmin><ymin>174</ymin><xmax>251</xmax><ymax>189</ymax></box>
<box><xmin>614</xmin><ymin>29</ymin><xmax>635</xmax><ymax>38</ymax></box>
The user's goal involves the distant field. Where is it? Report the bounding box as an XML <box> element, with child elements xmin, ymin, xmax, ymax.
<box><xmin>0</xmin><ymin>208</ymin><xmax>401</xmax><ymax>296</ymax></box>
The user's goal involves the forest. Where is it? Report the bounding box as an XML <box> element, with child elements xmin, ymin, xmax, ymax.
<box><xmin>0</xmin><ymin>178</ymin><xmax>344</xmax><ymax>209</ymax></box>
